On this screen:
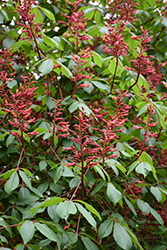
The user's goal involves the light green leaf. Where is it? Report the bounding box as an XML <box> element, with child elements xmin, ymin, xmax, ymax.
<box><xmin>107</xmin><ymin>182</ymin><xmax>122</xmax><ymax>204</ymax></box>
<box><xmin>31</xmin><ymin>8</ymin><xmax>43</xmax><ymax>23</ymax></box>
<box><xmin>34</xmin><ymin>223</ymin><xmax>60</xmax><ymax>246</ymax></box>
<box><xmin>29</xmin><ymin>197</ymin><xmax>65</xmax><ymax>214</ymax></box>
<box><xmin>135</xmin><ymin>162</ymin><xmax>151</xmax><ymax>177</ymax></box>
<box><xmin>39</xmin><ymin>160</ymin><xmax>47</xmax><ymax>171</ymax></box>
<box><xmin>6</xmin><ymin>134</ymin><xmax>14</xmax><ymax>147</ymax></box>
<box><xmin>0</xmin><ymin>132</ymin><xmax>9</xmax><ymax>140</ymax></box>
<box><xmin>94</xmin><ymin>165</ymin><xmax>105</xmax><ymax>180</ymax></box>
<box><xmin>47</xmin><ymin>205</ymin><xmax>60</xmax><ymax>222</ymax></box>
<box><xmin>0</xmin><ymin>218</ymin><xmax>12</xmax><ymax>236</ymax></box>
<box><xmin>69</xmin><ymin>101</ymin><xmax>79</xmax><ymax>113</ymax></box>
<box><xmin>46</xmin><ymin>97</ymin><xmax>56</xmax><ymax>110</ymax></box>
<box><xmin>43</xmin><ymin>34</ymin><xmax>63</xmax><ymax>50</ymax></box>
<box><xmin>56</xmin><ymin>201</ymin><xmax>77</xmax><ymax>221</ymax></box>
<box><xmin>75</xmin><ymin>203</ymin><xmax>97</xmax><ymax>228</ymax></box>
<box><xmin>161</xmin><ymin>17</ymin><xmax>167</xmax><ymax>28</ymax></box>
<box><xmin>150</xmin><ymin>187</ymin><xmax>162</xmax><ymax>202</ymax></box>
<box><xmin>19</xmin><ymin>170</ymin><xmax>32</xmax><ymax>189</ymax></box>
<box><xmin>81</xmin><ymin>236</ymin><xmax>99</xmax><ymax>250</ymax></box>
<box><xmin>4</xmin><ymin>172</ymin><xmax>19</xmax><ymax>193</ymax></box>
<box><xmin>38</xmin><ymin>6</ymin><xmax>55</xmax><ymax>21</ymax></box>
<box><xmin>11</xmin><ymin>40</ymin><xmax>29</xmax><ymax>52</ymax></box>
<box><xmin>20</xmin><ymin>220</ymin><xmax>35</xmax><ymax>244</ymax></box>
<box><xmin>140</xmin><ymin>152</ymin><xmax>153</xmax><ymax>166</ymax></box>
<box><xmin>55</xmin><ymin>60</ymin><xmax>73</xmax><ymax>78</ymax></box>
<box><xmin>6</xmin><ymin>80</ymin><xmax>17</xmax><ymax>89</ymax></box>
<box><xmin>150</xmin><ymin>207</ymin><xmax>164</xmax><ymax>225</ymax></box>
<box><xmin>75</xmin><ymin>200</ymin><xmax>101</xmax><ymax>221</ymax></box>
<box><xmin>62</xmin><ymin>232</ymin><xmax>78</xmax><ymax>246</ymax></box>
<box><xmin>123</xmin><ymin>223</ymin><xmax>144</xmax><ymax>250</ymax></box>
<box><xmin>38</xmin><ymin>59</ymin><xmax>53</xmax><ymax>75</ymax></box>
<box><xmin>20</xmin><ymin>168</ymin><xmax>33</xmax><ymax>178</ymax></box>
<box><xmin>124</xmin><ymin>197</ymin><xmax>137</xmax><ymax>216</ymax></box>
<box><xmin>91</xmin><ymin>80</ymin><xmax>110</xmax><ymax>93</ymax></box>
<box><xmin>94</xmin><ymin>10</ymin><xmax>101</xmax><ymax>24</ymax></box>
<box><xmin>92</xmin><ymin>51</ymin><xmax>102</xmax><ymax>67</ymax></box>
<box><xmin>98</xmin><ymin>218</ymin><xmax>113</xmax><ymax>240</ymax></box>
<box><xmin>137</xmin><ymin>200</ymin><xmax>150</xmax><ymax>215</ymax></box>
<box><xmin>113</xmin><ymin>223</ymin><xmax>132</xmax><ymax>250</ymax></box>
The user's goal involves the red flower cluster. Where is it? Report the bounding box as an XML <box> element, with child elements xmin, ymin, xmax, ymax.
<box><xmin>4</xmin><ymin>75</ymin><xmax>38</xmax><ymax>133</ymax></box>
<box><xmin>130</xmin><ymin>27</ymin><xmax>163</xmax><ymax>87</ymax></box>
<box><xmin>125</xmin><ymin>180</ymin><xmax>143</xmax><ymax>199</ymax></box>
<box><xmin>17</xmin><ymin>0</ymin><xmax>42</xmax><ymax>40</ymax></box>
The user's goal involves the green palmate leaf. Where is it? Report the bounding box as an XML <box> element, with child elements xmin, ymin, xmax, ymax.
<box><xmin>55</xmin><ymin>60</ymin><xmax>73</xmax><ymax>78</ymax></box>
<box><xmin>113</xmin><ymin>223</ymin><xmax>132</xmax><ymax>250</ymax></box>
<box><xmin>92</xmin><ymin>181</ymin><xmax>106</xmax><ymax>195</ymax></box>
<box><xmin>150</xmin><ymin>207</ymin><xmax>164</xmax><ymax>225</ymax></box>
<box><xmin>150</xmin><ymin>186</ymin><xmax>162</xmax><ymax>202</ymax></box>
<box><xmin>38</xmin><ymin>6</ymin><xmax>55</xmax><ymax>21</ymax></box>
<box><xmin>98</xmin><ymin>218</ymin><xmax>113</xmax><ymax>240</ymax></box>
<box><xmin>34</xmin><ymin>222</ymin><xmax>60</xmax><ymax>247</ymax></box>
<box><xmin>69</xmin><ymin>101</ymin><xmax>79</xmax><ymax>113</ymax></box>
<box><xmin>81</xmin><ymin>236</ymin><xmax>99</xmax><ymax>250</ymax></box>
<box><xmin>107</xmin><ymin>182</ymin><xmax>122</xmax><ymax>204</ymax></box>
<box><xmin>62</xmin><ymin>232</ymin><xmax>78</xmax><ymax>247</ymax></box>
<box><xmin>0</xmin><ymin>218</ymin><xmax>12</xmax><ymax>236</ymax></box>
<box><xmin>6</xmin><ymin>134</ymin><xmax>14</xmax><ymax>147</ymax></box>
<box><xmin>152</xmin><ymin>245</ymin><xmax>167</xmax><ymax>250</ymax></box>
<box><xmin>75</xmin><ymin>200</ymin><xmax>102</xmax><ymax>221</ymax></box>
<box><xmin>16</xmin><ymin>245</ymin><xmax>25</xmax><ymax>250</ymax></box>
<box><xmin>140</xmin><ymin>152</ymin><xmax>153</xmax><ymax>165</ymax></box>
<box><xmin>78</xmin><ymin>103</ymin><xmax>94</xmax><ymax>117</ymax></box>
<box><xmin>75</xmin><ymin>203</ymin><xmax>97</xmax><ymax>228</ymax></box>
<box><xmin>6</xmin><ymin>80</ymin><xmax>17</xmax><ymax>89</ymax></box>
<box><xmin>47</xmin><ymin>205</ymin><xmax>60</xmax><ymax>222</ymax></box>
<box><xmin>91</xmin><ymin>80</ymin><xmax>110</xmax><ymax>93</ymax></box>
<box><xmin>4</xmin><ymin>171</ymin><xmax>19</xmax><ymax>193</ymax></box>
<box><xmin>123</xmin><ymin>224</ymin><xmax>144</xmax><ymax>250</ymax></box>
<box><xmin>19</xmin><ymin>220</ymin><xmax>35</xmax><ymax>244</ymax></box>
<box><xmin>19</xmin><ymin>170</ymin><xmax>32</xmax><ymax>189</ymax></box>
<box><xmin>137</xmin><ymin>199</ymin><xmax>150</xmax><ymax>215</ymax></box>
<box><xmin>39</xmin><ymin>160</ymin><xmax>47</xmax><ymax>171</ymax></box>
<box><xmin>56</xmin><ymin>200</ymin><xmax>77</xmax><ymax>221</ymax></box>
<box><xmin>0</xmin><ymin>132</ymin><xmax>9</xmax><ymax>140</ymax></box>
<box><xmin>31</xmin><ymin>8</ymin><xmax>43</xmax><ymax>23</ymax></box>
<box><xmin>46</xmin><ymin>97</ymin><xmax>56</xmax><ymax>110</ymax></box>
<box><xmin>43</xmin><ymin>34</ymin><xmax>63</xmax><ymax>50</ymax></box>
<box><xmin>135</xmin><ymin>162</ymin><xmax>151</xmax><ymax>177</ymax></box>
<box><xmin>92</xmin><ymin>51</ymin><xmax>102</xmax><ymax>67</ymax></box>
<box><xmin>21</xmin><ymin>168</ymin><xmax>33</xmax><ymax>178</ymax></box>
<box><xmin>11</xmin><ymin>40</ymin><xmax>29</xmax><ymax>52</ymax></box>
<box><xmin>29</xmin><ymin>197</ymin><xmax>65</xmax><ymax>214</ymax></box>
<box><xmin>94</xmin><ymin>165</ymin><xmax>105</xmax><ymax>180</ymax></box>
<box><xmin>38</xmin><ymin>59</ymin><xmax>53</xmax><ymax>75</ymax></box>
<box><xmin>124</xmin><ymin>197</ymin><xmax>137</xmax><ymax>216</ymax></box>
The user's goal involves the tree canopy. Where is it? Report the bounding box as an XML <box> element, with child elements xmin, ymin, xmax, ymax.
<box><xmin>0</xmin><ymin>0</ymin><xmax>167</xmax><ymax>249</ymax></box>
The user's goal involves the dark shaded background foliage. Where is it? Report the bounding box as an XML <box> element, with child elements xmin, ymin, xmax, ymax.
<box><xmin>0</xmin><ymin>0</ymin><xmax>167</xmax><ymax>249</ymax></box>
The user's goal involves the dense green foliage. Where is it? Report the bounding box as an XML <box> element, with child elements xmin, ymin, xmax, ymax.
<box><xmin>0</xmin><ymin>0</ymin><xmax>167</xmax><ymax>249</ymax></box>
